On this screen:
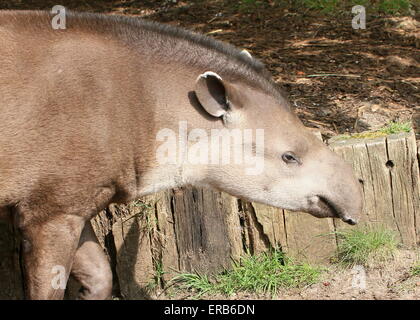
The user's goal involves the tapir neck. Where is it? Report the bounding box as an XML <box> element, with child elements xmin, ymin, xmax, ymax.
<box><xmin>133</xmin><ymin>66</ymin><xmax>225</xmax><ymax>198</ymax></box>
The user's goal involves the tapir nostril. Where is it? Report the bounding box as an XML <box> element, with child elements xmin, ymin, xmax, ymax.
<box><xmin>343</xmin><ymin>217</ymin><xmax>357</xmax><ymax>225</ymax></box>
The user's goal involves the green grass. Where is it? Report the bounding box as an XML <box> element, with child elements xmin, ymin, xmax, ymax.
<box><xmin>410</xmin><ymin>261</ymin><xmax>420</xmax><ymax>276</ymax></box>
<box><xmin>238</xmin><ymin>0</ymin><xmax>265</xmax><ymax>12</ymax></box>
<box><xmin>173</xmin><ymin>250</ymin><xmax>322</xmax><ymax>298</ymax></box>
<box><xmin>295</xmin><ymin>0</ymin><xmax>340</xmax><ymax>13</ymax></box>
<box><xmin>379</xmin><ymin>121</ymin><xmax>412</xmax><ymax>134</ymax></box>
<box><xmin>237</xmin><ymin>0</ymin><xmax>415</xmax><ymax>15</ymax></box>
<box><xmin>377</xmin><ymin>0</ymin><xmax>412</xmax><ymax>14</ymax></box>
<box><xmin>335</xmin><ymin>121</ymin><xmax>412</xmax><ymax>140</ymax></box>
<box><xmin>130</xmin><ymin>199</ymin><xmax>157</xmax><ymax>232</ymax></box>
<box><xmin>147</xmin><ymin>261</ymin><xmax>166</xmax><ymax>291</ymax></box>
<box><xmin>334</xmin><ymin>226</ymin><xmax>398</xmax><ymax>267</ymax></box>
<box><xmin>269</xmin><ymin>0</ymin><xmax>416</xmax><ymax>15</ymax></box>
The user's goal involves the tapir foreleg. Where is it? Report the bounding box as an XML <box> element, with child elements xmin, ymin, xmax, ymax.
<box><xmin>70</xmin><ymin>221</ymin><xmax>113</xmax><ymax>300</ymax></box>
<box><xmin>18</xmin><ymin>213</ymin><xmax>85</xmax><ymax>300</ymax></box>
<box><xmin>15</xmin><ymin>182</ymin><xmax>117</xmax><ymax>299</ymax></box>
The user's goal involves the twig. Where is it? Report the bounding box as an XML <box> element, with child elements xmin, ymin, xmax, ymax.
<box><xmin>307</xmin><ymin>119</ymin><xmax>329</xmax><ymax>127</ymax></box>
<box><xmin>305</xmin><ymin>74</ymin><xmax>361</xmax><ymax>78</ymax></box>
<box><xmin>206</xmin><ymin>29</ymin><xmax>224</xmax><ymax>35</ymax></box>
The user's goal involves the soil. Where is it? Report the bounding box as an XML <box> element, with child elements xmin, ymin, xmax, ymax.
<box><xmin>281</xmin><ymin>249</ymin><xmax>419</xmax><ymax>300</ymax></box>
<box><xmin>3</xmin><ymin>0</ymin><xmax>419</xmax><ymax>300</ymax></box>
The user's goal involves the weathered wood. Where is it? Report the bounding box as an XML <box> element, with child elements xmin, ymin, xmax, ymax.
<box><xmin>330</xmin><ymin>137</ymin><xmax>398</xmax><ymax>230</ymax></box>
<box><xmin>283</xmin><ymin>210</ymin><xmax>337</xmax><ymax>263</ymax></box>
<box><xmin>241</xmin><ymin>201</ymin><xmax>272</xmax><ymax>254</ymax></box>
<box><xmin>387</xmin><ymin>133</ymin><xmax>418</xmax><ymax>246</ymax></box>
<box><xmin>220</xmin><ymin>192</ymin><xmax>243</xmax><ymax>262</ymax></box>
<box><xmin>112</xmin><ymin>199</ymin><xmax>156</xmax><ymax>299</ymax></box>
<box><xmin>170</xmin><ymin>187</ymin><xmax>236</xmax><ymax>274</ymax></box>
<box><xmin>0</xmin><ymin>222</ymin><xmax>23</xmax><ymax>300</ymax></box>
<box><xmin>247</xmin><ymin>202</ymin><xmax>287</xmax><ymax>252</ymax></box>
<box><xmin>154</xmin><ymin>191</ymin><xmax>180</xmax><ymax>282</ymax></box>
<box><xmin>329</xmin><ymin>131</ymin><xmax>419</xmax><ymax>246</ymax></box>
<box><xmin>91</xmin><ymin>209</ymin><xmax>113</xmax><ymax>250</ymax></box>
<box><xmin>417</xmin><ymin>140</ymin><xmax>420</xmax><ymax>244</ymax></box>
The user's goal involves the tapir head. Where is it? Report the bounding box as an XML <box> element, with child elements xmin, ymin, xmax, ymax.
<box><xmin>193</xmin><ymin>71</ymin><xmax>363</xmax><ymax>225</ymax></box>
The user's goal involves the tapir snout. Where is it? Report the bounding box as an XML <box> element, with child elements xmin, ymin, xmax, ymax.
<box><xmin>306</xmin><ymin>151</ymin><xmax>363</xmax><ymax>225</ymax></box>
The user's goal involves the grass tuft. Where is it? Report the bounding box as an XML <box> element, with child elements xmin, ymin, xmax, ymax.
<box><xmin>334</xmin><ymin>226</ymin><xmax>398</xmax><ymax>267</ymax></box>
<box><xmin>173</xmin><ymin>250</ymin><xmax>322</xmax><ymax>298</ymax></box>
<box><xmin>378</xmin><ymin>121</ymin><xmax>412</xmax><ymax>134</ymax></box>
<box><xmin>410</xmin><ymin>261</ymin><xmax>420</xmax><ymax>277</ymax></box>
<box><xmin>295</xmin><ymin>0</ymin><xmax>340</xmax><ymax>13</ymax></box>
<box><xmin>292</xmin><ymin>0</ymin><xmax>414</xmax><ymax>15</ymax></box>
<box><xmin>377</xmin><ymin>0</ymin><xmax>412</xmax><ymax>14</ymax></box>
<box><xmin>335</xmin><ymin>121</ymin><xmax>412</xmax><ymax>140</ymax></box>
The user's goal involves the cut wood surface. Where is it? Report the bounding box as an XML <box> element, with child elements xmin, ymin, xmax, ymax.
<box><xmin>0</xmin><ymin>131</ymin><xmax>419</xmax><ymax>299</ymax></box>
<box><xmin>329</xmin><ymin>131</ymin><xmax>419</xmax><ymax>246</ymax></box>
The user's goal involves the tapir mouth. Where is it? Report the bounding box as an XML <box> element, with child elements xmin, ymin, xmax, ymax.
<box><xmin>317</xmin><ymin>196</ymin><xmax>358</xmax><ymax>225</ymax></box>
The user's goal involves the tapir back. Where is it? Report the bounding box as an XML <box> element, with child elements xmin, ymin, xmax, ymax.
<box><xmin>0</xmin><ymin>11</ymin><xmax>157</xmax><ymax>208</ymax></box>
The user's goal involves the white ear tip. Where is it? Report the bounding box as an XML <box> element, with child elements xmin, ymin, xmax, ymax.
<box><xmin>240</xmin><ymin>49</ymin><xmax>252</xmax><ymax>59</ymax></box>
<box><xmin>198</xmin><ymin>71</ymin><xmax>222</xmax><ymax>81</ymax></box>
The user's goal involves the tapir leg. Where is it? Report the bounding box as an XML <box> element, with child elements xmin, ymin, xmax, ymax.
<box><xmin>19</xmin><ymin>214</ymin><xmax>85</xmax><ymax>300</ymax></box>
<box><xmin>70</xmin><ymin>221</ymin><xmax>113</xmax><ymax>300</ymax></box>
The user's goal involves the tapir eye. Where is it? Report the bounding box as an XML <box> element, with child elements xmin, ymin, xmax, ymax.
<box><xmin>281</xmin><ymin>152</ymin><xmax>300</xmax><ymax>164</ymax></box>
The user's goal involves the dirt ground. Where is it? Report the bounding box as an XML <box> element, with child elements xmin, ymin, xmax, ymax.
<box><xmin>2</xmin><ymin>1</ymin><xmax>419</xmax><ymax>300</ymax></box>
<box><xmin>280</xmin><ymin>249</ymin><xmax>419</xmax><ymax>300</ymax></box>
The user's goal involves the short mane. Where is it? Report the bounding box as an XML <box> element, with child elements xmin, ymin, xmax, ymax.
<box><xmin>4</xmin><ymin>10</ymin><xmax>286</xmax><ymax>102</ymax></box>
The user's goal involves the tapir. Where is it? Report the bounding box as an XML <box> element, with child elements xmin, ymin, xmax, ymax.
<box><xmin>0</xmin><ymin>10</ymin><xmax>363</xmax><ymax>299</ymax></box>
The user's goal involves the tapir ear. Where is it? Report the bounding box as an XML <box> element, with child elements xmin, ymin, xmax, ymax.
<box><xmin>195</xmin><ymin>71</ymin><xmax>229</xmax><ymax>118</ymax></box>
<box><xmin>240</xmin><ymin>49</ymin><xmax>253</xmax><ymax>60</ymax></box>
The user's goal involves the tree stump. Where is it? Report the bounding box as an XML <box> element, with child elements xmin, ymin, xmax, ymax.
<box><xmin>329</xmin><ymin>131</ymin><xmax>419</xmax><ymax>246</ymax></box>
